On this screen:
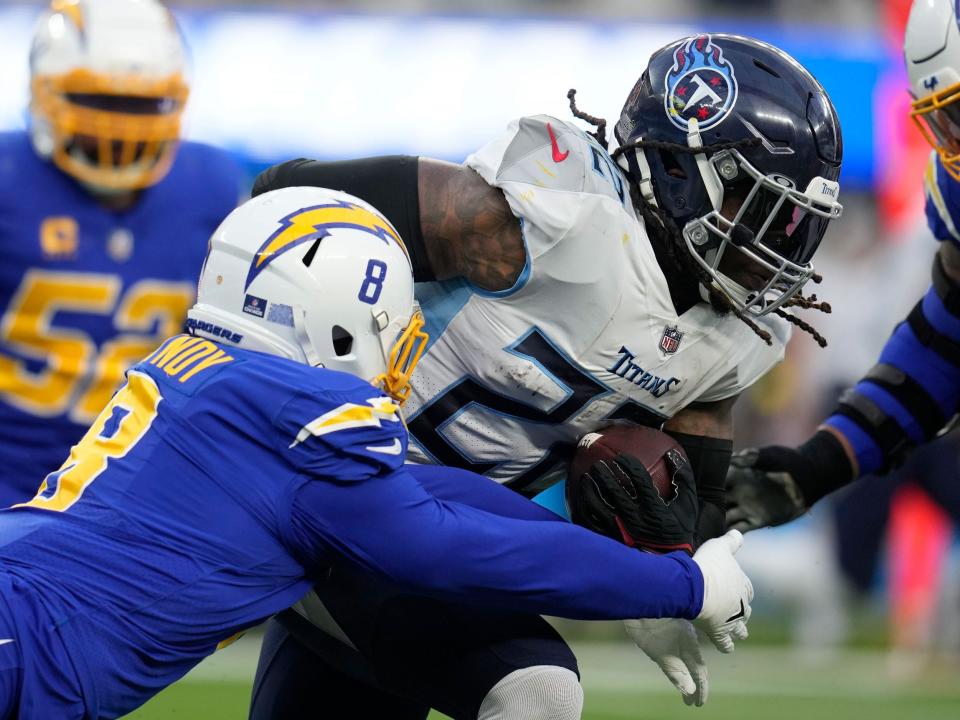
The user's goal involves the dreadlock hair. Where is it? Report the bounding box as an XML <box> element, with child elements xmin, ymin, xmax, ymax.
<box><xmin>568</xmin><ymin>89</ymin><xmax>609</xmax><ymax>149</ymax></box>
<box><xmin>773</xmin><ymin>308</ymin><xmax>829</xmax><ymax>348</ymax></box>
<box><xmin>566</xmin><ymin>88</ymin><xmax>832</xmax><ymax>347</ymax></box>
<box><xmin>783</xmin><ymin>292</ymin><xmax>831</xmax><ymax>314</ymax></box>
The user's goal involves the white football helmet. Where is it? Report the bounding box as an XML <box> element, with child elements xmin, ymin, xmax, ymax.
<box><xmin>29</xmin><ymin>0</ymin><xmax>189</xmax><ymax>191</ymax></box>
<box><xmin>187</xmin><ymin>187</ymin><xmax>428</xmax><ymax>404</ymax></box>
<box><xmin>906</xmin><ymin>0</ymin><xmax>960</xmax><ymax>180</ymax></box>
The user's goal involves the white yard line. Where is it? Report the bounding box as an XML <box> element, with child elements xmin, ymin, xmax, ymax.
<box><xmin>178</xmin><ymin>633</ymin><xmax>960</xmax><ymax>705</ymax></box>
<box><xmin>575</xmin><ymin>643</ymin><xmax>960</xmax><ymax>700</ymax></box>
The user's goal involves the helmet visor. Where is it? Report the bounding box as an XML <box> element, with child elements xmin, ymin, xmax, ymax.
<box><xmin>32</xmin><ymin>69</ymin><xmax>188</xmax><ymax>190</ymax></box>
<box><xmin>683</xmin><ymin>149</ymin><xmax>842</xmax><ymax>316</ymax></box>
<box><xmin>66</xmin><ymin>93</ymin><xmax>180</xmax><ymax>116</ymax></box>
<box><xmin>733</xmin><ymin>180</ymin><xmax>835</xmax><ymax>266</ymax></box>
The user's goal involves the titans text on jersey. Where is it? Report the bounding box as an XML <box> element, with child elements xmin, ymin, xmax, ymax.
<box><xmin>0</xmin><ymin>132</ymin><xmax>241</xmax><ymax>505</ymax></box>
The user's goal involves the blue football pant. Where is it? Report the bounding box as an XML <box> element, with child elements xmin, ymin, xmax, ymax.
<box><xmin>250</xmin><ymin>464</ymin><xmax>578</xmax><ymax>720</ymax></box>
<box><xmin>248</xmin><ymin>582</ymin><xmax>578</xmax><ymax>720</ymax></box>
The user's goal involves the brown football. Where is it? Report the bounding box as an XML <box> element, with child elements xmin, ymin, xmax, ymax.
<box><xmin>567</xmin><ymin>425</ymin><xmax>686</xmax><ymax>502</ymax></box>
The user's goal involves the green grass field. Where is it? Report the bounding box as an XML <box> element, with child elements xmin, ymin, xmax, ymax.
<box><xmin>124</xmin><ymin>634</ymin><xmax>960</xmax><ymax>719</ymax></box>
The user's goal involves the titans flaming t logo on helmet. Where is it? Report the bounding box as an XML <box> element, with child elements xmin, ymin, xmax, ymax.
<box><xmin>664</xmin><ymin>34</ymin><xmax>738</xmax><ymax>132</ymax></box>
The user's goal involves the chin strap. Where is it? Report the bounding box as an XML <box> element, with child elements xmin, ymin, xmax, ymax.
<box><xmin>616</xmin><ymin>145</ymin><xmax>658</xmax><ymax>208</ymax></box>
<box><xmin>292</xmin><ymin>305</ymin><xmax>325</xmax><ymax>367</ymax></box>
<box><xmin>697</xmin><ymin>255</ymin><xmax>758</xmax><ymax>308</ymax></box>
<box><xmin>686</xmin><ymin>118</ymin><xmax>723</xmax><ymax>212</ymax></box>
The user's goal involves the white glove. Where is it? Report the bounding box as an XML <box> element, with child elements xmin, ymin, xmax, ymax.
<box><xmin>692</xmin><ymin>529</ymin><xmax>754</xmax><ymax>653</ymax></box>
<box><xmin>625</xmin><ymin>618</ymin><xmax>708</xmax><ymax>706</ymax></box>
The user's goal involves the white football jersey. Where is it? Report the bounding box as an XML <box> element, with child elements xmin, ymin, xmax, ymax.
<box><xmin>405</xmin><ymin>115</ymin><xmax>790</xmax><ymax>494</ymax></box>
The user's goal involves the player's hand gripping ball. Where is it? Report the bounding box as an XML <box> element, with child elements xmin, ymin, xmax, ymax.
<box><xmin>566</xmin><ymin>426</ymin><xmax>698</xmax><ymax>554</ymax></box>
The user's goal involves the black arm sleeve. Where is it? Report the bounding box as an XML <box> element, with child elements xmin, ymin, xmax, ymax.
<box><xmin>252</xmin><ymin>156</ymin><xmax>435</xmax><ymax>281</ymax></box>
<box><xmin>666</xmin><ymin>431</ymin><xmax>733</xmax><ymax>544</ymax></box>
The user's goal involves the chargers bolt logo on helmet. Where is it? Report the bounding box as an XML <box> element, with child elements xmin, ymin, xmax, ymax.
<box><xmin>187</xmin><ymin>188</ymin><xmax>428</xmax><ymax>405</ymax></box>
<box><xmin>246</xmin><ymin>201</ymin><xmax>408</xmax><ymax>291</ymax></box>
<box><xmin>664</xmin><ymin>34</ymin><xmax>738</xmax><ymax>132</ymax></box>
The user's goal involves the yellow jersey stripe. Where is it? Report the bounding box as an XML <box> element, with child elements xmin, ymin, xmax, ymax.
<box><xmin>289</xmin><ymin>398</ymin><xmax>399</xmax><ymax>448</ymax></box>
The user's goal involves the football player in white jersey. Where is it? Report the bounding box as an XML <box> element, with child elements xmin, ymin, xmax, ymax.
<box><xmin>248</xmin><ymin>34</ymin><xmax>842</xmax><ymax>719</ymax></box>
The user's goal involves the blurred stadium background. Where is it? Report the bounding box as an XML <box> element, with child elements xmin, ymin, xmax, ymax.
<box><xmin>2</xmin><ymin>0</ymin><xmax>957</xmax><ymax>716</ymax></box>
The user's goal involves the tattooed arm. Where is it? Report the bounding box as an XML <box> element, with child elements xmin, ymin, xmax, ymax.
<box><xmin>250</xmin><ymin>156</ymin><xmax>526</xmax><ymax>290</ymax></box>
<box><xmin>417</xmin><ymin>158</ymin><xmax>526</xmax><ymax>291</ymax></box>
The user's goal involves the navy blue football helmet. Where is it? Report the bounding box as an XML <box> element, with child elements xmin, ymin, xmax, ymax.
<box><xmin>614</xmin><ymin>34</ymin><xmax>843</xmax><ymax>317</ymax></box>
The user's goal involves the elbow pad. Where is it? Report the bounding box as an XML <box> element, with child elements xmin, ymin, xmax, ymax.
<box><xmin>826</xmin><ymin>253</ymin><xmax>960</xmax><ymax>474</ymax></box>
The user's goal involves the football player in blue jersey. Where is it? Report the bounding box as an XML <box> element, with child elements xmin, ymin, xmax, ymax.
<box><xmin>726</xmin><ymin>0</ymin><xmax>960</xmax><ymax>530</ymax></box>
<box><xmin>0</xmin><ymin>0</ymin><xmax>242</xmax><ymax>506</ymax></box>
<box><xmin>0</xmin><ymin>186</ymin><xmax>754</xmax><ymax>719</ymax></box>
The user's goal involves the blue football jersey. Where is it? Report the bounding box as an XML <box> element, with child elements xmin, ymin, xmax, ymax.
<box><xmin>0</xmin><ymin>335</ymin><xmax>408</xmax><ymax>717</ymax></box>
<box><xmin>0</xmin><ymin>132</ymin><xmax>242</xmax><ymax>506</ymax></box>
<box><xmin>0</xmin><ymin>334</ymin><xmax>707</xmax><ymax>717</ymax></box>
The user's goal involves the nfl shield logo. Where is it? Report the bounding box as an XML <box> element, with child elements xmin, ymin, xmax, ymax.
<box><xmin>660</xmin><ymin>326</ymin><xmax>683</xmax><ymax>354</ymax></box>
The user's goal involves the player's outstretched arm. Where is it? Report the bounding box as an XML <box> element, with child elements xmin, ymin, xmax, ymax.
<box><xmin>405</xmin><ymin>463</ymin><xmax>566</xmax><ymax>523</ymax></box>
<box><xmin>250</xmin><ymin>156</ymin><xmax>526</xmax><ymax>290</ymax></box>
<box><xmin>727</xmin><ymin>243</ymin><xmax>960</xmax><ymax>532</ymax></box>
<box><xmin>288</xmin><ymin>464</ymin><xmax>754</xmax><ymax>629</ymax></box>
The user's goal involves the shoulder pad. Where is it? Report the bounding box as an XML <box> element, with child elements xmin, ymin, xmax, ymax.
<box><xmin>467</xmin><ymin>115</ymin><xmax>626</xmax><ymax>204</ymax></box>
<box><xmin>463</xmin><ymin>116</ymin><xmax>632</xmax><ymax>275</ymax></box>
<box><xmin>0</xmin><ymin>132</ymin><xmax>46</xmax><ymax>192</ymax></box>
<box><xmin>275</xmin><ymin>374</ymin><xmax>407</xmax><ymax>481</ymax></box>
